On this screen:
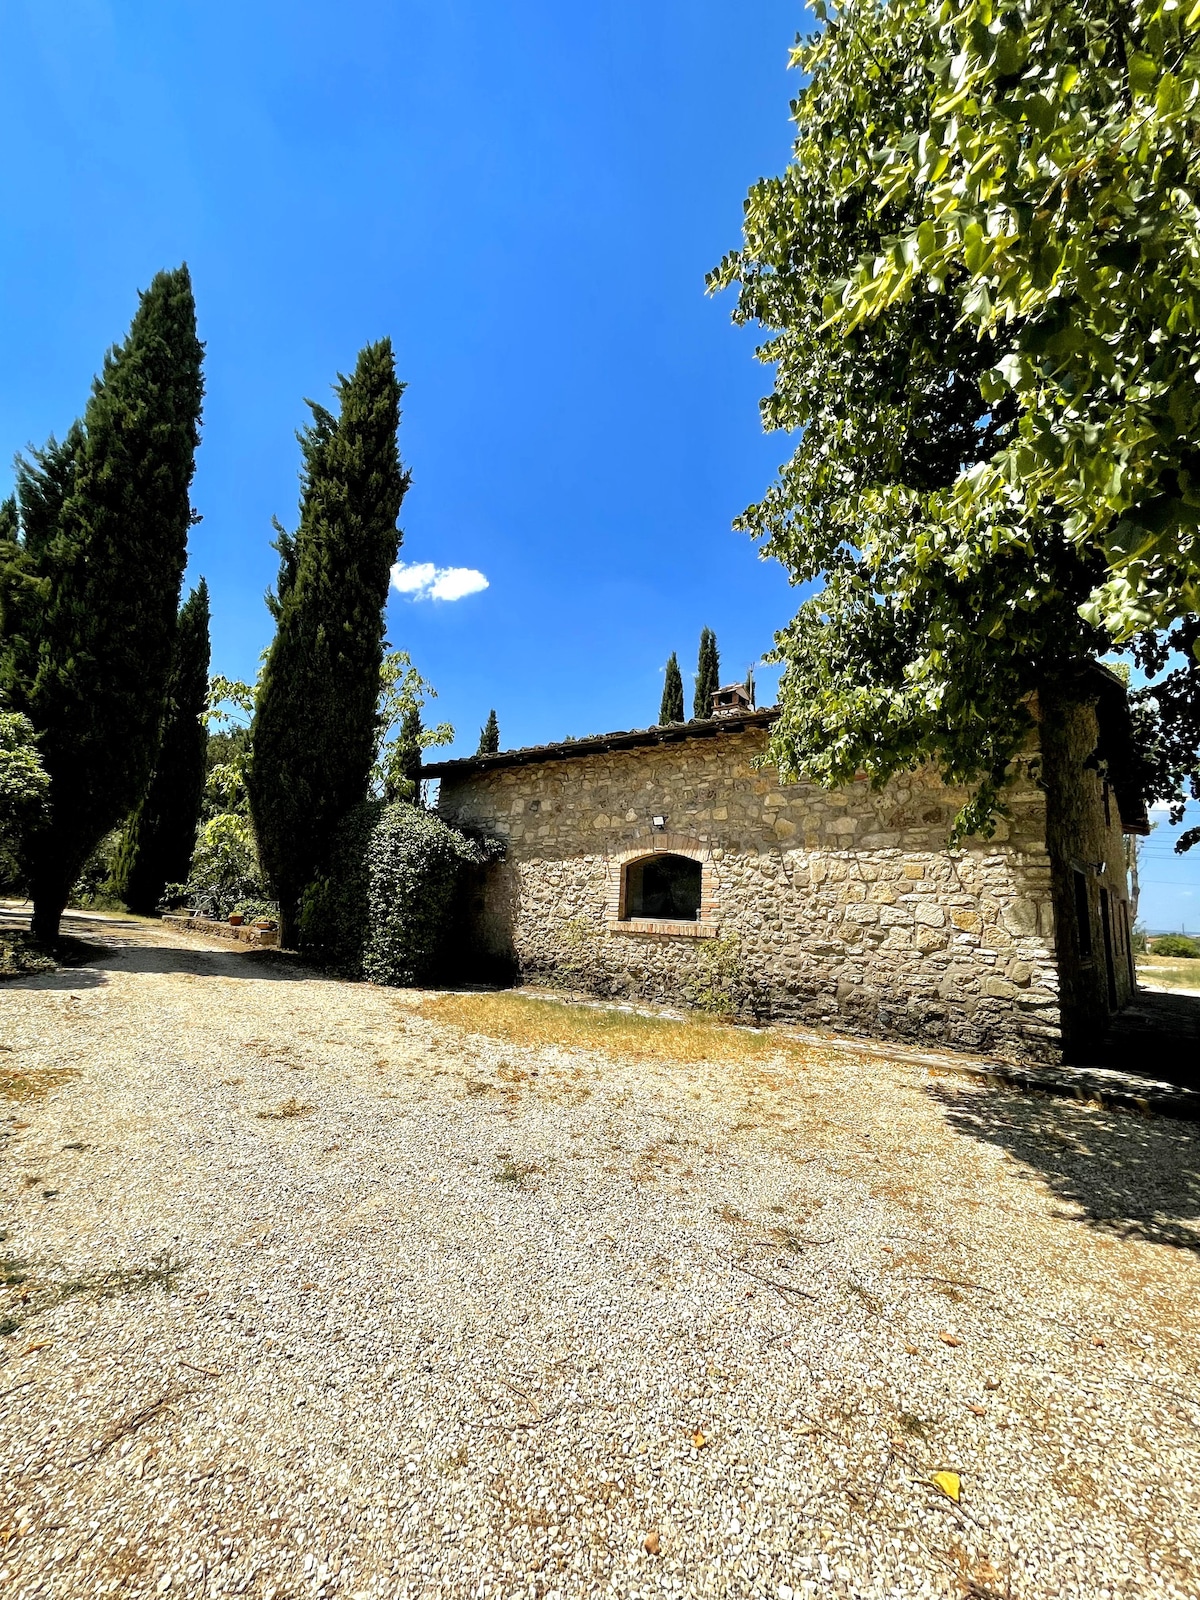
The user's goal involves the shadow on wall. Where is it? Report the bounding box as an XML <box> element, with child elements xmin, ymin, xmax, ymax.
<box><xmin>926</xmin><ymin>1079</ymin><xmax>1200</xmax><ymax>1255</ymax></box>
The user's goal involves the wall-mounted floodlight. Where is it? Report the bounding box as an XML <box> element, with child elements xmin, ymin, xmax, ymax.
<box><xmin>652</xmin><ymin>815</ymin><xmax>666</xmax><ymax>831</ymax></box>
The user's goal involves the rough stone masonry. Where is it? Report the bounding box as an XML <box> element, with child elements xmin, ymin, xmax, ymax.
<box><xmin>430</xmin><ymin>705</ymin><xmax>1120</xmax><ymax>1064</ymax></box>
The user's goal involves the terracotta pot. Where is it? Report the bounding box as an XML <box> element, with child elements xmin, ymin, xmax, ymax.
<box><xmin>253</xmin><ymin>920</ymin><xmax>276</xmax><ymax>931</ymax></box>
<box><xmin>228</xmin><ymin>913</ymin><xmax>245</xmax><ymax>927</ymax></box>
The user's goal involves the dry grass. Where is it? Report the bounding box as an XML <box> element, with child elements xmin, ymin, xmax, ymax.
<box><xmin>492</xmin><ymin>1156</ymin><xmax>544</xmax><ymax>1188</ymax></box>
<box><xmin>1137</xmin><ymin>956</ymin><xmax>1200</xmax><ymax>992</ymax></box>
<box><xmin>0</xmin><ymin>1066</ymin><xmax>80</xmax><ymax>1103</ymax></box>
<box><xmin>0</xmin><ymin>1249</ymin><xmax>185</xmax><ymax>1339</ymax></box>
<box><xmin>416</xmin><ymin>991</ymin><xmax>819</xmax><ymax>1068</ymax></box>
<box><xmin>0</xmin><ymin>932</ymin><xmax>56</xmax><ymax>980</ymax></box>
<box><xmin>255</xmin><ymin>1097</ymin><xmax>314</xmax><ymax>1121</ymax></box>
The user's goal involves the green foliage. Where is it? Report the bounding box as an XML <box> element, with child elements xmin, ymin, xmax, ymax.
<box><xmin>373</xmin><ymin>649</ymin><xmax>453</xmax><ymax>803</ymax></box>
<box><xmin>0</xmin><ymin>930</ymin><xmax>57</xmax><ymax>980</ymax></box>
<box><xmin>112</xmin><ymin>580</ymin><xmax>212</xmax><ymax>913</ymax></box>
<box><xmin>70</xmin><ymin>828</ymin><xmax>124</xmax><ymax>910</ymax></box>
<box><xmin>0</xmin><ymin>705</ymin><xmax>49</xmax><ymax>885</ymax></box>
<box><xmin>202</xmin><ymin>675</ymin><xmax>255</xmax><ymax>822</ymax></box>
<box><xmin>1130</xmin><ymin>618</ymin><xmax>1200</xmax><ymax>850</ymax></box>
<box><xmin>477</xmin><ymin>708</ymin><xmax>500</xmax><ymax>755</ymax></box>
<box><xmin>0</xmin><ymin>267</ymin><xmax>204</xmax><ymax>937</ymax></box>
<box><xmin>709</xmin><ymin>1</ymin><xmax>1136</xmax><ymax>837</ymax></box>
<box><xmin>300</xmin><ymin>800</ymin><xmax>492</xmax><ymax>985</ymax></box>
<box><xmin>177</xmin><ymin>812</ymin><xmax>267</xmax><ymax>921</ymax></box>
<box><xmin>693</xmin><ymin>628</ymin><xmax>720</xmax><ymax>720</ymax></box>
<box><xmin>659</xmin><ymin>653</ymin><xmax>684</xmax><ymax>724</ymax></box>
<box><xmin>820</xmin><ymin>0</ymin><xmax>1200</xmax><ymax>643</ymax></box>
<box><xmin>681</xmin><ymin>932</ymin><xmax>747</xmax><ymax>1018</ymax></box>
<box><xmin>248</xmin><ymin>341</ymin><xmax>409</xmax><ymax>942</ymax></box>
<box><xmin>1150</xmin><ymin>933</ymin><xmax>1200</xmax><ymax>959</ymax></box>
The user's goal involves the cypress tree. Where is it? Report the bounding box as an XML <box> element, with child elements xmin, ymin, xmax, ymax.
<box><xmin>383</xmin><ymin>704</ymin><xmax>424</xmax><ymax>804</ymax></box>
<box><xmin>0</xmin><ymin>269</ymin><xmax>204</xmax><ymax>941</ymax></box>
<box><xmin>478</xmin><ymin>709</ymin><xmax>500</xmax><ymax>755</ymax></box>
<box><xmin>248</xmin><ymin>340</ymin><xmax>408</xmax><ymax>945</ymax></box>
<box><xmin>112</xmin><ymin>580</ymin><xmax>212</xmax><ymax>913</ymax></box>
<box><xmin>693</xmin><ymin>627</ymin><xmax>720</xmax><ymax>719</ymax></box>
<box><xmin>659</xmin><ymin>653</ymin><xmax>684</xmax><ymax>724</ymax></box>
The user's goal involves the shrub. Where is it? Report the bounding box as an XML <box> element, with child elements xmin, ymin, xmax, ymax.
<box><xmin>179</xmin><ymin>812</ymin><xmax>267</xmax><ymax>920</ymax></box>
<box><xmin>0</xmin><ymin>707</ymin><xmax>50</xmax><ymax>887</ymax></box>
<box><xmin>300</xmin><ymin>800</ymin><xmax>494</xmax><ymax>985</ymax></box>
<box><xmin>70</xmin><ymin>829</ymin><xmax>124</xmax><ymax>910</ymax></box>
<box><xmin>1150</xmin><ymin>934</ymin><xmax>1200</xmax><ymax>960</ymax></box>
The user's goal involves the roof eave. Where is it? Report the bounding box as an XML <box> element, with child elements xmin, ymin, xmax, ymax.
<box><xmin>422</xmin><ymin>708</ymin><xmax>779</xmax><ymax>779</ymax></box>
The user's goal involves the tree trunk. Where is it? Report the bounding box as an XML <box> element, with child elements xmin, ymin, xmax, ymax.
<box><xmin>277</xmin><ymin>899</ymin><xmax>297</xmax><ymax>953</ymax></box>
<box><xmin>30</xmin><ymin>893</ymin><xmax>66</xmax><ymax>945</ymax></box>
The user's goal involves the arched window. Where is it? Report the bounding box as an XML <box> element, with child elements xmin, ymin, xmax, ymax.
<box><xmin>623</xmin><ymin>854</ymin><xmax>702</xmax><ymax>922</ymax></box>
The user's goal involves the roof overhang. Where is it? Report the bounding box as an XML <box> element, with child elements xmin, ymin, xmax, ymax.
<box><xmin>423</xmin><ymin>708</ymin><xmax>778</xmax><ymax>779</ymax></box>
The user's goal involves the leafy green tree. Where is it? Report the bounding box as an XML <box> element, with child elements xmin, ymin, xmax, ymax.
<box><xmin>0</xmin><ymin>702</ymin><xmax>49</xmax><ymax>885</ymax></box>
<box><xmin>659</xmin><ymin>653</ymin><xmax>684</xmax><ymax>724</ymax></box>
<box><xmin>184</xmin><ymin>813</ymin><xmax>266</xmax><ymax>921</ymax></box>
<box><xmin>248</xmin><ymin>340</ymin><xmax>409</xmax><ymax>944</ymax></box>
<box><xmin>825</xmin><ymin>0</ymin><xmax>1200</xmax><ymax>644</ymax></box>
<box><xmin>373</xmin><ymin>649</ymin><xmax>453</xmax><ymax>803</ymax></box>
<box><xmin>167</xmin><ymin>676</ymin><xmax>267</xmax><ymax>919</ymax></box>
<box><xmin>0</xmin><ymin>268</ymin><xmax>203</xmax><ymax>938</ymax></box>
<box><xmin>202</xmin><ymin>675</ymin><xmax>255</xmax><ymax>822</ymax></box>
<box><xmin>693</xmin><ymin>628</ymin><xmax>720</xmax><ymax>720</ymax></box>
<box><xmin>111</xmin><ymin>580</ymin><xmax>211</xmax><ymax>913</ymax></box>
<box><xmin>710</xmin><ymin>1</ymin><xmax>1130</xmax><ymax>835</ymax></box>
<box><xmin>1129</xmin><ymin>618</ymin><xmax>1200</xmax><ymax>850</ymax></box>
<box><xmin>477</xmin><ymin>709</ymin><xmax>500</xmax><ymax>755</ymax></box>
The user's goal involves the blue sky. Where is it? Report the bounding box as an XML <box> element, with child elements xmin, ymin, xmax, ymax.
<box><xmin>0</xmin><ymin>0</ymin><xmax>800</xmax><ymax>739</ymax></box>
<box><xmin>2</xmin><ymin>0</ymin><xmax>1197</xmax><ymax>931</ymax></box>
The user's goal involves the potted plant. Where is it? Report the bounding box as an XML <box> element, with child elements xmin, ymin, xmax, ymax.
<box><xmin>228</xmin><ymin>912</ymin><xmax>245</xmax><ymax>927</ymax></box>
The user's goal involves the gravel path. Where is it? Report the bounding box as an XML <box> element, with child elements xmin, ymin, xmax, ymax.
<box><xmin>1</xmin><ymin>916</ymin><xmax>1198</xmax><ymax>1600</ymax></box>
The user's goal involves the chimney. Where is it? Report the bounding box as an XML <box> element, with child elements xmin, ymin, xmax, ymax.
<box><xmin>710</xmin><ymin>682</ymin><xmax>754</xmax><ymax>718</ymax></box>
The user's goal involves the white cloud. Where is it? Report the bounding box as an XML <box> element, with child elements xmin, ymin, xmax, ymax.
<box><xmin>391</xmin><ymin>561</ymin><xmax>489</xmax><ymax>602</ymax></box>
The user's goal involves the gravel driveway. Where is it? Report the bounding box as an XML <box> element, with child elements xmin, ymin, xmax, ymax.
<box><xmin>1</xmin><ymin>916</ymin><xmax>1198</xmax><ymax>1600</ymax></box>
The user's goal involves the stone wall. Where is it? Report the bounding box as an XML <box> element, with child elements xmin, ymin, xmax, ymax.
<box><xmin>438</xmin><ymin>727</ymin><xmax>1064</xmax><ymax>1062</ymax></box>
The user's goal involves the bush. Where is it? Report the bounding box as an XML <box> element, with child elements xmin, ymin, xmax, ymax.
<box><xmin>0</xmin><ymin>707</ymin><xmax>50</xmax><ymax>887</ymax></box>
<box><xmin>178</xmin><ymin>812</ymin><xmax>266</xmax><ymax>920</ymax></box>
<box><xmin>70</xmin><ymin>829</ymin><xmax>124</xmax><ymax>910</ymax></box>
<box><xmin>300</xmin><ymin>800</ymin><xmax>493</xmax><ymax>985</ymax></box>
<box><xmin>1150</xmin><ymin>933</ymin><xmax>1200</xmax><ymax>959</ymax></box>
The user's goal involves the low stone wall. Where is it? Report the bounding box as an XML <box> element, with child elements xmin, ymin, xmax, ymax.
<box><xmin>438</xmin><ymin>728</ymin><xmax>1063</xmax><ymax>1063</ymax></box>
<box><xmin>162</xmin><ymin>915</ymin><xmax>279</xmax><ymax>949</ymax></box>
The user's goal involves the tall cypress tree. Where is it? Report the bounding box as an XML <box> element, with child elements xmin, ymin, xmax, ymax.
<box><xmin>112</xmin><ymin>580</ymin><xmax>212</xmax><ymax>914</ymax></box>
<box><xmin>0</xmin><ymin>269</ymin><xmax>204</xmax><ymax>940</ymax></box>
<box><xmin>384</xmin><ymin>704</ymin><xmax>424</xmax><ymax>804</ymax></box>
<box><xmin>477</xmin><ymin>709</ymin><xmax>500</xmax><ymax>755</ymax></box>
<box><xmin>693</xmin><ymin>627</ymin><xmax>720</xmax><ymax>719</ymax></box>
<box><xmin>659</xmin><ymin>653</ymin><xmax>684</xmax><ymax>724</ymax></box>
<box><xmin>248</xmin><ymin>340</ymin><xmax>408</xmax><ymax>945</ymax></box>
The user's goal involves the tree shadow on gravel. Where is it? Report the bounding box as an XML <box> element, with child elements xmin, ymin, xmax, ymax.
<box><xmin>98</xmin><ymin>944</ymin><xmax>311</xmax><ymax>982</ymax></box>
<box><xmin>926</xmin><ymin>1081</ymin><xmax>1200</xmax><ymax>1254</ymax></box>
<box><xmin>4</xmin><ymin>933</ymin><xmax>313</xmax><ymax>987</ymax></box>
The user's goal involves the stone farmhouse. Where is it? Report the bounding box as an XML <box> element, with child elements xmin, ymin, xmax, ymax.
<box><xmin>425</xmin><ymin>666</ymin><xmax>1147</xmax><ymax>1064</ymax></box>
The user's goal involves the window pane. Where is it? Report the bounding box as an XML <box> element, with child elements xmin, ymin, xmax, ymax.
<box><xmin>626</xmin><ymin>855</ymin><xmax>701</xmax><ymax>921</ymax></box>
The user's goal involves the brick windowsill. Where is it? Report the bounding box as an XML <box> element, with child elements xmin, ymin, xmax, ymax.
<box><xmin>606</xmin><ymin>918</ymin><xmax>719</xmax><ymax>939</ymax></box>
